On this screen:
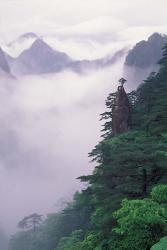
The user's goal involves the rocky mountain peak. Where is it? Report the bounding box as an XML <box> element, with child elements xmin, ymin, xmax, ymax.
<box><xmin>148</xmin><ymin>32</ymin><xmax>167</xmax><ymax>43</ymax></box>
<box><xmin>31</xmin><ymin>39</ymin><xmax>48</xmax><ymax>48</ymax></box>
<box><xmin>112</xmin><ymin>81</ymin><xmax>131</xmax><ymax>135</ymax></box>
<box><xmin>125</xmin><ymin>32</ymin><xmax>167</xmax><ymax>68</ymax></box>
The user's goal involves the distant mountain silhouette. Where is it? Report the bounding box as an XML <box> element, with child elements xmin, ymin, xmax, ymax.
<box><xmin>0</xmin><ymin>47</ymin><xmax>15</xmax><ymax>79</ymax></box>
<box><xmin>4</xmin><ymin>32</ymin><xmax>167</xmax><ymax>80</ymax></box>
<box><xmin>0</xmin><ymin>48</ymin><xmax>11</xmax><ymax>74</ymax></box>
<box><xmin>8</xmin><ymin>38</ymin><xmax>126</xmax><ymax>76</ymax></box>
<box><xmin>10</xmin><ymin>39</ymin><xmax>72</xmax><ymax>75</ymax></box>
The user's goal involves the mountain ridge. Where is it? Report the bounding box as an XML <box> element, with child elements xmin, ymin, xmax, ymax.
<box><xmin>124</xmin><ymin>33</ymin><xmax>167</xmax><ymax>87</ymax></box>
<box><xmin>7</xmin><ymin>38</ymin><xmax>127</xmax><ymax>76</ymax></box>
<box><xmin>2</xmin><ymin>32</ymin><xmax>167</xmax><ymax>79</ymax></box>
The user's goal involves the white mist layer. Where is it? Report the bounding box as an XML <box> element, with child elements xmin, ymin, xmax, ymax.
<box><xmin>0</xmin><ymin>58</ymin><xmax>133</xmax><ymax>233</ymax></box>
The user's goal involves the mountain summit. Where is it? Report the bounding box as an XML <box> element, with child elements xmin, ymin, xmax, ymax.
<box><xmin>8</xmin><ymin>38</ymin><xmax>126</xmax><ymax>76</ymax></box>
<box><xmin>11</xmin><ymin>39</ymin><xmax>72</xmax><ymax>75</ymax></box>
<box><xmin>125</xmin><ymin>33</ymin><xmax>167</xmax><ymax>68</ymax></box>
<box><xmin>124</xmin><ymin>33</ymin><xmax>167</xmax><ymax>87</ymax></box>
<box><xmin>7</xmin><ymin>32</ymin><xmax>38</xmax><ymax>47</ymax></box>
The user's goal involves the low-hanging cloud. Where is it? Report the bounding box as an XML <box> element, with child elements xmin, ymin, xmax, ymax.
<box><xmin>1</xmin><ymin>0</ymin><xmax>167</xmax><ymax>238</ymax></box>
<box><xmin>0</xmin><ymin>57</ymin><xmax>127</xmax><ymax>234</ymax></box>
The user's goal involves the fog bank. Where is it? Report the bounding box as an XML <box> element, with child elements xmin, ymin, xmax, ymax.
<box><xmin>0</xmin><ymin>58</ymin><xmax>128</xmax><ymax>233</ymax></box>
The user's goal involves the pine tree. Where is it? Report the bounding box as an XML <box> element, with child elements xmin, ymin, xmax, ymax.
<box><xmin>18</xmin><ymin>214</ymin><xmax>42</xmax><ymax>232</ymax></box>
<box><xmin>135</xmin><ymin>44</ymin><xmax>167</xmax><ymax>134</ymax></box>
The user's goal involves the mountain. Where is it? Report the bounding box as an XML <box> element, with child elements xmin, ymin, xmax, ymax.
<box><xmin>68</xmin><ymin>48</ymin><xmax>127</xmax><ymax>73</ymax></box>
<box><xmin>124</xmin><ymin>33</ymin><xmax>167</xmax><ymax>87</ymax></box>
<box><xmin>125</xmin><ymin>33</ymin><xmax>167</xmax><ymax>68</ymax></box>
<box><xmin>7</xmin><ymin>32</ymin><xmax>38</xmax><ymax>47</ymax></box>
<box><xmin>0</xmin><ymin>48</ymin><xmax>11</xmax><ymax>74</ymax></box>
<box><xmin>4</xmin><ymin>32</ymin><xmax>167</xmax><ymax>79</ymax></box>
<box><xmin>10</xmin><ymin>39</ymin><xmax>72</xmax><ymax>75</ymax></box>
<box><xmin>9</xmin><ymin>38</ymin><xmax>126</xmax><ymax>76</ymax></box>
<box><xmin>0</xmin><ymin>47</ymin><xmax>15</xmax><ymax>80</ymax></box>
<box><xmin>4</xmin><ymin>32</ymin><xmax>39</xmax><ymax>58</ymax></box>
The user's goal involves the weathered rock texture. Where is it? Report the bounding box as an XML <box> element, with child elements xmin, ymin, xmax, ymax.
<box><xmin>112</xmin><ymin>85</ymin><xmax>131</xmax><ymax>135</ymax></box>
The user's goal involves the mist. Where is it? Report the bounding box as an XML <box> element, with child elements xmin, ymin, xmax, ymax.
<box><xmin>1</xmin><ymin>0</ymin><xmax>167</xmax><ymax>245</ymax></box>
<box><xmin>0</xmin><ymin>56</ymin><xmax>128</xmax><ymax>234</ymax></box>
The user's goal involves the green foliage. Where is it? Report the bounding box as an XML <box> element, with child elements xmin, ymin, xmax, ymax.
<box><xmin>134</xmin><ymin>45</ymin><xmax>167</xmax><ymax>134</ymax></box>
<box><xmin>100</xmin><ymin>91</ymin><xmax>137</xmax><ymax>138</ymax></box>
<box><xmin>79</xmin><ymin>232</ymin><xmax>103</xmax><ymax>250</ymax></box>
<box><xmin>9</xmin><ymin>191</ymin><xmax>93</xmax><ymax>250</ymax></box>
<box><xmin>0</xmin><ymin>226</ymin><xmax>7</xmax><ymax>250</ymax></box>
<box><xmin>56</xmin><ymin>230</ymin><xmax>84</xmax><ymax>250</ymax></box>
<box><xmin>151</xmin><ymin>236</ymin><xmax>167</xmax><ymax>250</ymax></box>
<box><xmin>110</xmin><ymin>185</ymin><xmax>167</xmax><ymax>250</ymax></box>
<box><xmin>100</xmin><ymin>92</ymin><xmax>116</xmax><ymax>138</ymax></box>
<box><xmin>151</xmin><ymin>184</ymin><xmax>167</xmax><ymax>203</ymax></box>
<box><xmin>9</xmin><ymin>231</ymin><xmax>35</xmax><ymax>250</ymax></box>
<box><xmin>81</xmin><ymin>130</ymin><xmax>167</xmax><ymax>235</ymax></box>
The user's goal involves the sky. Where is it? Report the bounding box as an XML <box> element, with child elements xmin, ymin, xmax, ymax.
<box><xmin>1</xmin><ymin>0</ymin><xmax>167</xmax><ymax>57</ymax></box>
<box><xmin>0</xmin><ymin>0</ymin><xmax>167</xmax><ymax>234</ymax></box>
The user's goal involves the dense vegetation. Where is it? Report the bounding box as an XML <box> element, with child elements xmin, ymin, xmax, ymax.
<box><xmin>0</xmin><ymin>226</ymin><xmax>7</xmax><ymax>250</ymax></box>
<box><xmin>9</xmin><ymin>44</ymin><xmax>167</xmax><ymax>250</ymax></box>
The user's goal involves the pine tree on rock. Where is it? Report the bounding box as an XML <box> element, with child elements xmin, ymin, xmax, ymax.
<box><xmin>112</xmin><ymin>78</ymin><xmax>132</xmax><ymax>135</ymax></box>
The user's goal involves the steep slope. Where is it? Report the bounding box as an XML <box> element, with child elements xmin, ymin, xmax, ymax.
<box><xmin>4</xmin><ymin>32</ymin><xmax>39</xmax><ymax>58</ymax></box>
<box><xmin>0</xmin><ymin>48</ymin><xmax>11</xmax><ymax>74</ymax></box>
<box><xmin>134</xmin><ymin>44</ymin><xmax>167</xmax><ymax>134</ymax></box>
<box><xmin>11</xmin><ymin>39</ymin><xmax>72</xmax><ymax>75</ymax></box>
<box><xmin>0</xmin><ymin>47</ymin><xmax>14</xmax><ymax>80</ymax></box>
<box><xmin>7</xmin><ymin>32</ymin><xmax>38</xmax><ymax>47</ymax></box>
<box><xmin>124</xmin><ymin>33</ymin><xmax>167</xmax><ymax>87</ymax></box>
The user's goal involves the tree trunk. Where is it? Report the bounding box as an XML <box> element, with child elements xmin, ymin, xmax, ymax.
<box><xmin>142</xmin><ymin>168</ymin><xmax>148</xmax><ymax>197</ymax></box>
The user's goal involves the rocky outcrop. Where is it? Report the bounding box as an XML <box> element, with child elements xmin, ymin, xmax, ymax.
<box><xmin>112</xmin><ymin>84</ymin><xmax>131</xmax><ymax>135</ymax></box>
<box><xmin>125</xmin><ymin>33</ymin><xmax>167</xmax><ymax>68</ymax></box>
<box><xmin>124</xmin><ymin>33</ymin><xmax>167</xmax><ymax>88</ymax></box>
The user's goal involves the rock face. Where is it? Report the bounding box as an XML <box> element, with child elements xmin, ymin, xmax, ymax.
<box><xmin>112</xmin><ymin>85</ymin><xmax>131</xmax><ymax>135</ymax></box>
<box><xmin>0</xmin><ymin>48</ymin><xmax>11</xmax><ymax>73</ymax></box>
<box><xmin>11</xmin><ymin>39</ymin><xmax>72</xmax><ymax>75</ymax></box>
<box><xmin>124</xmin><ymin>33</ymin><xmax>167</xmax><ymax>88</ymax></box>
<box><xmin>125</xmin><ymin>33</ymin><xmax>167</xmax><ymax>68</ymax></box>
<box><xmin>0</xmin><ymin>47</ymin><xmax>14</xmax><ymax>79</ymax></box>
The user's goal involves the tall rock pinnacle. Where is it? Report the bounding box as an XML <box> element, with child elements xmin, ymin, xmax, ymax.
<box><xmin>112</xmin><ymin>78</ymin><xmax>131</xmax><ymax>135</ymax></box>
